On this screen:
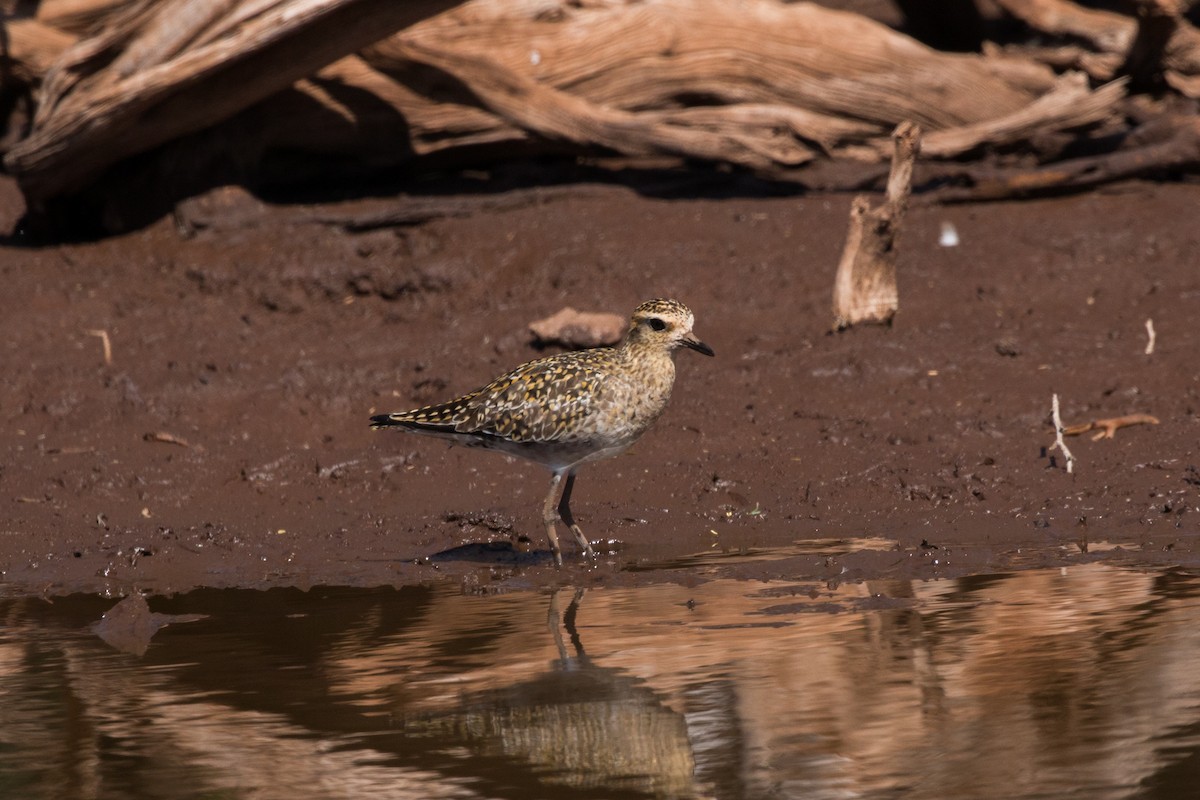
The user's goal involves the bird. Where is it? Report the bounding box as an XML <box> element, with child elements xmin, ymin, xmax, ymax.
<box><xmin>370</xmin><ymin>298</ymin><xmax>714</xmax><ymax>565</ymax></box>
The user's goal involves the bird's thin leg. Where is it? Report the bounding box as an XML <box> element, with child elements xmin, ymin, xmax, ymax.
<box><xmin>557</xmin><ymin>470</ymin><xmax>595</xmax><ymax>559</ymax></box>
<box><xmin>547</xmin><ymin>590</ymin><xmax>568</xmax><ymax>662</ymax></box>
<box><xmin>542</xmin><ymin>471</ymin><xmax>565</xmax><ymax>566</ymax></box>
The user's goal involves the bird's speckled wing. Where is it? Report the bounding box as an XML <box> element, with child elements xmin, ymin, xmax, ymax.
<box><xmin>381</xmin><ymin>349</ymin><xmax>617</xmax><ymax>444</ymax></box>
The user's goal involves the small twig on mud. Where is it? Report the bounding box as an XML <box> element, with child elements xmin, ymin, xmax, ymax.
<box><xmin>1063</xmin><ymin>413</ymin><xmax>1160</xmax><ymax>441</ymax></box>
<box><xmin>143</xmin><ymin>431</ymin><xmax>202</xmax><ymax>451</ymax></box>
<box><xmin>1050</xmin><ymin>394</ymin><xmax>1075</xmax><ymax>473</ymax></box>
<box><xmin>84</xmin><ymin>329</ymin><xmax>112</xmax><ymax>365</ymax></box>
<box><xmin>1145</xmin><ymin>318</ymin><xmax>1156</xmax><ymax>355</ymax></box>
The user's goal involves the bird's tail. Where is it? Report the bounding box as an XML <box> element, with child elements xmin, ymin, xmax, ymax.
<box><xmin>371</xmin><ymin>386</ymin><xmax>478</xmax><ymax>431</ymax></box>
<box><xmin>370</xmin><ymin>398</ymin><xmax>471</xmax><ymax>431</ymax></box>
<box><xmin>371</xmin><ymin>412</ymin><xmax>444</xmax><ymax>430</ymax></box>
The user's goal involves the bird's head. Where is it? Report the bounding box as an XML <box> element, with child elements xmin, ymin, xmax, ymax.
<box><xmin>625</xmin><ymin>298</ymin><xmax>714</xmax><ymax>357</ymax></box>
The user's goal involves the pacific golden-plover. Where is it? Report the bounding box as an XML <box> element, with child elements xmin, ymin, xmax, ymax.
<box><xmin>370</xmin><ymin>298</ymin><xmax>714</xmax><ymax>565</ymax></box>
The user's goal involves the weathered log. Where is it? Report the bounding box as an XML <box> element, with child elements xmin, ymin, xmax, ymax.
<box><xmin>390</xmin><ymin>38</ymin><xmax>815</xmax><ymax>172</ymax></box>
<box><xmin>389</xmin><ymin>0</ymin><xmax>1054</xmax><ymax>126</ymax></box>
<box><xmin>371</xmin><ymin>0</ymin><xmax>1125</xmax><ymax>164</ymax></box>
<box><xmin>993</xmin><ymin>0</ymin><xmax>1135</xmax><ymax>55</ymax></box>
<box><xmin>993</xmin><ymin>0</ymin><xmax>1200</xmax><ymax>97</ymax></box>
<box><xmin>3</xmin><ymin>19</ymin><xmax>79</xmax><ymax>83</ymax></box>
<box><xmin>4</xmin><ymin>0</ymin><xmax>463</xmax><ymax>200</ymax></box>
<box><xmin>922</xmin><ymin>73</ymin><xmax>1127</xmax><ymax>158</ymax></box>
<box><xmin>0</xmin><ymin>0</ymin><xmax>1168</xmax><ymax>222</ymax></box>
<box><xmin>930</xmin><ymin>113</ymin><xmax>1200</xmax><ymax>201</ymax></box>
<box><xmin>1117</xmin><ymin>0</ymin><xmax>1182</xmax><ymax>92</ymax></box>
<box><xmin>36</xmin><ymin>0</ymin><xmax>134</xmax><ymax>35</ymax></box>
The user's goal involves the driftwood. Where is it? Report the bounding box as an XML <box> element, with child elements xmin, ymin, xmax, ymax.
<box><xmin>931</xmin><ymin>112</ymin><xmax>1200</xmax><ymax>202</ymax></box>
<box><xmin>1063</xmin><ymin>413</ymin><xmax>1160</xmax><ymax>441</ymax></box>
<box><xmin>991</xmin><ymin>0</ymin><xmax>1200</xmax><ymax>96</ymax></box>
<box><xmin>2</xmin><ymin>0</ymin><xmax>1200</xmax><ymax>225</ymax></box>
<box><xmin>2</xmin><ymin>1</ymin><xmax>1130</xmax><ymax>204</ymax></box>
<box><xmin>372</xmin><ymin>0</ymin><xmax>1085</xmax><ymax>165</ymax></box>
<box><xmin>4</xmin><ymin>0</ymin><xmax>462</xmax><ymax>199</ymax></box>
<box><xmin>832</xmin><ymin>121</ymin><xmax>921</xmax><ymax>331</ymax></box>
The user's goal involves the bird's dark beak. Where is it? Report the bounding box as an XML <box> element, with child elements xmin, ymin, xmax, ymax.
<box><xmin>682</xmin><ymin>336</ymin><xmax>715</xmax><ymax>357</ymax></box>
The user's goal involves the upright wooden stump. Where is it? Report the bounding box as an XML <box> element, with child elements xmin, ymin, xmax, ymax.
<box><xmin>832</xmin><ymin>121</ymin><xmax>922</xmax><ymax>330</ymax></box>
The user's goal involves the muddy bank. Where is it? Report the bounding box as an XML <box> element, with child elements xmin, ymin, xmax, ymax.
<box><xmin>1</xmin><ymin>172</ymin><xmax>1198</xmax><ymax>597</ymax></box>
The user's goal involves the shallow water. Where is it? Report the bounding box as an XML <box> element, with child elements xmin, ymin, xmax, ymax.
<box><xmin>1</xmin><ymin>562</ymin><xmax>1198</xmax><ymax>799</ymax></box>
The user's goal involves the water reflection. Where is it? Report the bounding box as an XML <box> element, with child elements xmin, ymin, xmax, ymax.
<box><xmin>399</xmin><ymin>589</ymin><xmax>697</xmax><ymax>797</ymax></box>
<box><xmin>0</xmin><ymin>565</ymin><xmax>1198</xmax><ymax>799</ymax></box>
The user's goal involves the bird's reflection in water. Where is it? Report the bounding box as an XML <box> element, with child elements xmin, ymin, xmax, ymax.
<box><xmin>398</xmin><ymin>589</ymin><xmax>702</xmax><ymax>799</ymax></box>
<box><xmin>4</xmin><ymin>567</ymin><xmax>1200</xmax><ymax>799</ymax></box>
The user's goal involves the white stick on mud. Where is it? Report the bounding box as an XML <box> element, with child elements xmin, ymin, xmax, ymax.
<box><xmin>85</xmin><ymin>329</ymin><xmax>113</xmax><ymax>365</ymax></box>
<box><xmin>1144</xmin><ymin>318</ymin><xmax>1156</xmax><ymax>355</ymax></box>
<box><xmin>1050</xmin><ymin>393</ymin><xmax>1075</xmax><ymax>474</ymax></box>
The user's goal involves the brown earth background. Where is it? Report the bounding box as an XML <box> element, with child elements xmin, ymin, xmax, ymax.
<box><xmin>2</xmin><ymin>163</ymin><xmax>1198</xmax><ymax>598</ymax></box>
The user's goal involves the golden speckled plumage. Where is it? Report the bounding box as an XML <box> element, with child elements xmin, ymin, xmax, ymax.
<box><xmin>371</xmin><ymin>299</ymin><xmax>713</xmax><ymax>564</ymax></box>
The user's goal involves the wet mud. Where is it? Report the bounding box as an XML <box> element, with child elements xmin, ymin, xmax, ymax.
<box><xmin>2</xmin><ymin>172</ymin><xmax>1199</xmax><ymax>597</ymax></box>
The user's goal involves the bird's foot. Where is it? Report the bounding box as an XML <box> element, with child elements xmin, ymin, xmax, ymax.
<box><xmin>542</xmin><ymin>517</ymin><xmax>565</xmax><ymax>566</ymax></box>
<box><xmin>569</xmin><ymin>524</ymin><xmax>594</xmax><ymax>559</ymax></box>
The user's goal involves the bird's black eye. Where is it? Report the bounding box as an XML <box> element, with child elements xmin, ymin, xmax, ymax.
<box><xmin>647</xmin><ymin>317</ymin><xmax>667</xmax><ymax>332</ymax></box>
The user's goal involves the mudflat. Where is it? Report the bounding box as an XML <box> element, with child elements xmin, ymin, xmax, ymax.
<box><xmin>2</xmin><ymin>173</ymin><xmax>1196</xmax><ymax>596</ymax></box>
